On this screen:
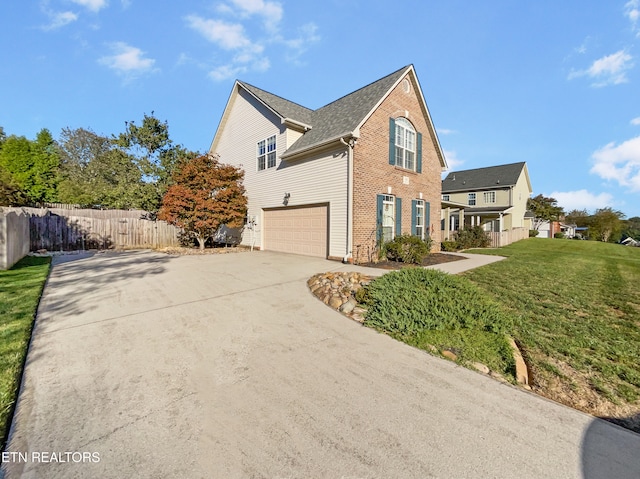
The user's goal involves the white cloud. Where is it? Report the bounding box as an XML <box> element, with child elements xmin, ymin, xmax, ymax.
<box><xmin>186</xmin><ymin>14</ymin><xmax>270</xmax><ymax>81</ymax></box>
<box><xmin>437</xmin><ymin>128</ymin><xmax>457</xmax><ymax>136</ymax></box>
<box><xmin>98</xmin><ymin>42</ymin><xmax>156</xmax><ymax>80</ymax></box>
<box><xmin>70</xmin><ymin>0</ymin><xmax>108</xmax><ymax>12</ymax></box>
<box><xmin>626</xmin><ymin>0</ymin><xmax>639</xmax><ymax>25</ymax></box>
<box><xmin>590</xmin><ymin>135</ymin><xmax>640</xmax><ymax>191</ymax></box>
<box><xmin>442</xmin><ymin>150</ymin><xmax>464</xmax><ymax>174</ymax></box>
<box><xmin>209</xmin><ymin>64</ymin><xmax>245</xmax><ymax>81</ymax></box>
<box><xmin>186</xmin><ymin>16</ymin><xmax>256</xmax><ymax>50</ymax></box>
<box><xmin>227</xmin><ymin>0</ymin><xmax>283</xmax><ymax>32</ymax></box>
<box><xmin>548</xmin><ymin>190</ymin><xmax>615</xmax><ymax>212</ymax></box>
<box><xmin>568</xmin><ymin>50</ymin><xmax>633</xmax><ymax>87</ymax></box>
<box><xmin>631</xmin><ymin>117</ymin><xmax>640</xmax><ymax>125</ymax></box>
<box><xmin>186</xmin><ymin>2</ymin><xmax>318</xmax><ymax>81</ymax></box>
<box><xmin>42</xmin><ymin>10</ymin><xmax>78</xmax><ymax>30</ymax></box>
<box><xmin>283</xmin><ymin>23</ymin><xmax>320</xmax><ymax>63</ymax></box>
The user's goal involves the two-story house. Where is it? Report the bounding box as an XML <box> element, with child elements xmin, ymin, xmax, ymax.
<box><xmin>209</xmin><ymin>65</ymin><xmax>447</xmax><ymax>262</ymax></box>
<box><xmin>441</xmin><ymin>162</ymin><xmax>532</xmax><ymax>243</ymax></box>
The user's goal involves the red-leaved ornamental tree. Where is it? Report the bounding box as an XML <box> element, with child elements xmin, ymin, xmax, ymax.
<box><xmin>158</xmin><ymin>153</ymin><xmax>247</xmax><ymax>249</ymax></box>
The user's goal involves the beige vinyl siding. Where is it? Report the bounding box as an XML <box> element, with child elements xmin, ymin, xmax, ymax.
<box><xmin>510</xmin><ymin>171</ymin><xmax>532</xmax><ymax>228</ymax></box>
<box><xmin>212</xmin><ymin>88</ymin><xmax>348</xmax><ymax>258</ymax></box>
<box><xmin>286</xmin><ymin>129</ymin><xmax>304</xmax><ymax>149</ymax></box>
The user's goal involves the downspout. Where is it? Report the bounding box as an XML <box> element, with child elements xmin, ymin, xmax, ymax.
<box><xmin>340</xmin><ymin>137</ymin><xmax>355</xmax><ymax>263</ymax></box>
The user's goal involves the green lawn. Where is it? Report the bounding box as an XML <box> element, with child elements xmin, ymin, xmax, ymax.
<box><xmin>464</xmin><ymin>239</ymin><xmax>640</xmax><ymax>430</ymax></box>
<box><xmin>0</xmin><ymin>256</ymin><xmax>51</xmax><ymax>450</ymax></box>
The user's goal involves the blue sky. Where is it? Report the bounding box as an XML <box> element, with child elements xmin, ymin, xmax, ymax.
<box><xmin>2</xmin><ymin>1</ymin><xmax>640</xmax><ymax>217</ymax></box>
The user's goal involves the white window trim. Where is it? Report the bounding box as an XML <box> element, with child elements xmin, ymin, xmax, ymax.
<box><xmin>484</xmin><ymin>191</ymin><xmax>496</xmax><ymax>204</ymax></box>
<box><xmin>257</xmin><ymin>135</ymin><xmax>277</xmax><ymax>171</ymax></box>
<box><xmin>395</xmin><ymin>118</ymin><xmax>416</xmax><ymax>171</ymax></box>
<box><xmin>468</xmin><ymin>193</ymin><xmax>476</xmax><ymax>206</ymax></box>
<box><xmin>382</xmin><ymin>194</ymin><xmax>395</xmax><ymax>242</ymax></box>
<box><xmin>415</xmin><ymin>199</ymin><xmax>425</xmax><ymax>239</ymax></box>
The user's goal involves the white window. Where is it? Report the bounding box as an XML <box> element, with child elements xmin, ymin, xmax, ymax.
<box><xmin>468</xmin><ymin>193</ymin><xmax>476</xmax><ymax>206</ymax></box>
<box><xmin>257</xmin><ymin>135</ymin><xmax>276</xmax><ymax>171</ymax></box>
<box><xmin>415</xmin><ymin>200</ymin><xmax>425</xmax><ymax>239</ymax></box>
<box><xmin>484</xmin><ymin>191</ymin><xmax>496</xmax><ymax>204</ymax></box>
<box><xmin>442</xmin><ymin>194</ymin><xmax>450</xmax><ymax>201</ymax></box>
<box><xmin>382</xmin><ymin>194</ymin><xmax>395</xmax><ymax>243</ymax></box>
<box><xmin>395</xmin><ymin>118</ymin><xmax>416</xmax><ymax>171</ymax></box>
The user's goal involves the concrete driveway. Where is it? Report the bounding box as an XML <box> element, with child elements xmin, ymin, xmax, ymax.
<box><xmin>2</xmin><ymin>250</ymin><xmax>639</xmax><ymax>478</ymax></box>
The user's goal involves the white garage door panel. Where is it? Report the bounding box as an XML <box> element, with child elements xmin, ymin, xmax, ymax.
<box><xmin>264</xmin><ymin>206</ymin><xmax>328</xmax><ymax>257</ymax></box>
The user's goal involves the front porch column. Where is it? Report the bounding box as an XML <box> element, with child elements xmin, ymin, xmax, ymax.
<box><xmin>458</xmin><ymin>210</ymin><xmax>465</xmax><ymax>230</ymax></box>
<box><xmin>444</xmin><ymin>207</ymin><xmax>451</xmax><ymax>240</ymax></box>
<box><xmin>499</xmin><ymin>213</ymin><xmax>503</xmax><ymax>232</ymax></box>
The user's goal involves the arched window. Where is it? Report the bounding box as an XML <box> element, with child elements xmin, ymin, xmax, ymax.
<box><xmin>394</xmin><ymin>118</ymin><xmax>416</xmax><ymax>170</ymax></box>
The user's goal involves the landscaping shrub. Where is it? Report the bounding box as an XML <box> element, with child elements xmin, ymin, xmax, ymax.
<box><xmin>441</xmin><ymin>240</ymin><xmax>458</xmax><ymax>252</ymax></box>
<box><xmin>363</xmin><ymin>268</ymin><xmax>513</xmax><ymax>335</ymax></box>
<box><xmin>453</xmin><ymin>226</ymin><xmax>491</xmax><ymax>249</ymax></box>
<box><xmin>382</xmin><ymin>234</ymin><xmax>432</xmax><ymax>264</ymax></box>
<box><xmin>554</xmin><ymin>232</ymin><xmax>565</xmax><ymax>239</ymax></box>
<box><xmin>529</xmin><ymin>230</ymin><xmax>539</xmax><ymax>237</ymax></box>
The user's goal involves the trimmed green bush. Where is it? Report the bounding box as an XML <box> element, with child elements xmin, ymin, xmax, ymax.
<box><xmin>529</xmin><ymin>229</ymin><xmax>540</xmax><ymax>237</ymax></box>
<box><xmin>382</xmin><ymin>234</ymin><xmax>432</xmax><ymax>264</ymax></box>
<box><xmin>554</xmin><ymin>232</ymin><xmax>565</xmax><ymax>239</ymax></box>
<box><xmin>454</xmin><ymin>226</ymin><xmax>491</xmax><ymax>249</ymax></box>
<box><xmin>363</xmin><ymin>268</ymin><xmax>513</xmax><ymax>335</ymax></box>
<box><xmin>441</xmin><ymin>240</ymin><xmax>458</xmax><ymax>252</ymax></box>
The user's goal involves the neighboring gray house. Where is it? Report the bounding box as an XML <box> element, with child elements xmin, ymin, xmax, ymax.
<box><xmin>441</xmin><ymin>162</ymin><xmax>532</xmax><ymax>243</ymax></box>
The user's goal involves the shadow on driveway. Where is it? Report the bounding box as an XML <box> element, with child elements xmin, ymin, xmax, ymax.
<box><xmin>581</xmin><ymin>413</ymin><xmax>640</xmax><ymax>479</ymax></box>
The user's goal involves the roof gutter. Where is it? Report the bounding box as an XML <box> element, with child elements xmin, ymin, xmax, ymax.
<box><xmin>282</xmin><ymin>117</ymin><xmax>312</xmax><ymax>132</ymax></box>
<box><xmin>281</xmin><ymin>131</ymin><xmax>360</xmax><ymax>160</ymax></box>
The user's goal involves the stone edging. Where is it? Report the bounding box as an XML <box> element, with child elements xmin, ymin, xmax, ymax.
<box><xmin>307</xmin><ymin>272</ymin><xmax>372</xmax><ymax>323</ymax></box>
<box><xmin>307</xmin><ymin>271</ymin><xmax>534</xmax><ymax>389</ymax></box>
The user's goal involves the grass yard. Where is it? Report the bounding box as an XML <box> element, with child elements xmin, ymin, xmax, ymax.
<box><xmin>0</xmin><ymin>256</ymin><xmax>51</xmax><ymax>450</ymax></box>
<box><xmin>464</xmin><ymin>238</ymin><xmax>640</xmax><ymax>432</ymax></box>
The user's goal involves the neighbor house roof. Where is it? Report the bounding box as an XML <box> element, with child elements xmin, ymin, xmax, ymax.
<box><xmin>210</xmin><ymin>65</ymin><xmax>447</xmax><ymax>168</ymax></box>
<box><xmin>442</xmin><ymin>162</ymin><xmax>528</xmax><ymax>193</ymax></box>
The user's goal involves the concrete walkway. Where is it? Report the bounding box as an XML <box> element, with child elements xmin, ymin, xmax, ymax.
<box><xmin>2</xmin><ymin>250</ymin><xmax>639</xmax><ymax>478</ymax></box>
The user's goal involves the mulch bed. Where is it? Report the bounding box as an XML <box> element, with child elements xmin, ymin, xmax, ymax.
<box><xmin>357</xmin><ymin>253</ymin><xmax>465</xmax><ymax>270</ymax></box>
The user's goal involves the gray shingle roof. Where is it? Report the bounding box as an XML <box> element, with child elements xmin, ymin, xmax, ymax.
<box><xmin>238</xmin><ymin>65</ymin><xmax>411</xmax><ymax>157</ymax></box>
<box><xmin>442</xmin><ymin>162</ymin><xmax>526</xmax><ymax>193</ymax></box>
<box><xmin>238</xmin><ymin>81</ymin><xmax>314</xmax><ymax>126</ymax></box>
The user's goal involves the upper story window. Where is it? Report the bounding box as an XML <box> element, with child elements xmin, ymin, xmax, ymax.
<box><xmin>394</xmin><ymin>118</ymin><xmax>416</xmax><ymax>171</ymax></box>
<box><xmin>484</xmin><ymin>191</ymin><xmax>496</xmax><ymax>204</ymax></box>
<box><xmin>257</xmin><ymin>135</ymin><xmax>276</xmax><ymax>171</ymax></box>
<box><xmin>442</xmin><ymin>194</ymin><xmax>450</xmax><ymax>201</ymax></box>
<box><xmin>468</xmin><ymin>193</ymin><xmax>476</xmax><ymax>206</ymax></box>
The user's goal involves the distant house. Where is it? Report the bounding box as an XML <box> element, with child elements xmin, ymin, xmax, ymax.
<box><xmin>622</xmin><ymin>237</ymin><xmax>639</xmax><ymax>246</ymax></box>
<box><xmin>209</xmin><ymin>65</ymin><xmax>447</xmax><ymax>262</ymax></box>
<box><xmin>441</xmin><ymin>162</ymin><xmax>532</xmax><ymax>246</ymax></box>
<box><xmin>536</xmin><ymin>220</ymin><xmax>576</xmax><ymax>238</ymax></box>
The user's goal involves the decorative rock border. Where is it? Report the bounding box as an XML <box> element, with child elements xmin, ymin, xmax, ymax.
<box><xmin>307</xmin><ymin>272</ymin><xmax>372</xmax><ymax>323</ymax></box>
<box><xmin>307</xmin><ymin>271</ymin><xmax>533</xmax><ymax>389</ymax></box>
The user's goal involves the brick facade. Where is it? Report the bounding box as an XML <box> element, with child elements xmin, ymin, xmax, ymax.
<box><xmin>352</xmin><ymin>73</ymin><xmax>442</xmax><ymax>263</ymax></box>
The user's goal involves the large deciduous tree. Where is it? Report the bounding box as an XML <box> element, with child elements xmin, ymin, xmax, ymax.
<box><xmin>590</xmin><ymin>207</ymin><xmax>625</xmax><ymax>243</ymax></box>
<box><xmin>527</xmin><ymin>194</ymin><xmax>564</xmax><ymax>230</ymax></box>
<box><xmin>114</xmin><ymin>112</ymin><xmax>195</xmax><ymax>211</ymax></box>
<box><xmin>158</xmin><ymin>154</ymin><xmax>247</xmax><ymax>249</ymax></box>
<box><xmin>0</xmin><ymin>129</ymin><xmax>59</xmax><ymax>204</ymax></box>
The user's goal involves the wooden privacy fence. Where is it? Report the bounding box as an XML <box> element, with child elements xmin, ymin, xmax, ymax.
<box><xmin>30</xmin><ymin>215</ymin><xmax>181</xmax><ymax>251</ymax></box>
<box><xmin>487</xmin><ymin>227</ymin><xmax>529</xmax><ymax>248</ymax></box>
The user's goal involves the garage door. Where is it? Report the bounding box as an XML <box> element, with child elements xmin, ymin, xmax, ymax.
<box><xmin>263</xmin><ymin>205</ymin><xmax>328</xmax><ymax>257</ymax></box>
